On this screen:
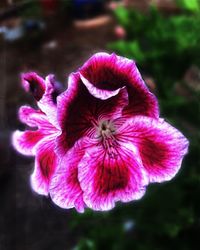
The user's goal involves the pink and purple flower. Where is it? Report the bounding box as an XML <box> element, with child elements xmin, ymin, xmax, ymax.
<box><xmin>12</xmin><ymin>72</ymin><xmax>61</xmax><ymax>195</ymax></box>
<box><xmin>13</xmin><ymin>53</ymin><xmax>189</xmax><ymax>212</ymax></box>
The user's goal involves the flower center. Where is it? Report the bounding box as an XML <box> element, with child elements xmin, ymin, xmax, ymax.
<box><xmin>97</xmin><ymin>120</ymin><xmax>118</xmax><ymax>158</ymax></box>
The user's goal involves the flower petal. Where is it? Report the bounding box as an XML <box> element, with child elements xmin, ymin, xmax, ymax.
<box><xmin>13</xmin><ymin>106</ymin><xmax>59</xmax><ymax>156</ymax></box>
<box><xmin>21</xmin><ymin>73</ymin><xmax>61</xmax><ymax>128</ymax></box>
<box><xmin>18</xmin><ymin>105</ymin><xmax>58</xmax><ymax>135</ymax></box>
<box><xmin>12</xmin><ymin>130</ymin><xmax>45</xmax><ymax>156</ymax></box>
<box><xmin>79</xmin><ymin>52</ymin><xmax>159</xmax><ymax>118</ymax></box>
<box><xmin>80</xmin><ymin>73</ymin><xmax>123</xmax><ymax>100</ymax></box>
<box><xmin>21</xmin><ymin>72</ymin><xmax>45</xmax><ymax>101</ymax></box>
<box><xmin>78</xmin><ymin>140</ymin><xmax>147</xmax><ymax>211</ymax></box>
<box><xmin>37</xmin><ymin>75</ymin><xmax>61</xmax><ymax>128</ymax></box>
<box><xmin>31</xmin><ymin>136</ymin><xmax>57</xmax><ymax>195</ymax></box>
<box><xmin>56</xmin><ymin>73</ymin><xmax>128</xmax><ymax>155</ymax></box>
<box><xmin>19</xmin><ymin>106</ymin><xmax>47</xmax><ymax>126</ymax></box>
<box><xmin>118</xmin><ymin>116</ymin><xmax>189</xmax><ymax>183</ymax></box>
<box><xmin>50</xmin><ymin>141</ymin><xmax>87</xmax><ymax>213</ymax></box>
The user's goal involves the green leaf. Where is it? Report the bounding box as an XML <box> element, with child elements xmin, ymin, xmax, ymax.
<box><xmin>114</xmin><ymin>6</ymin><xmax>130</xmax><ymax>27</ymax></box>
<box><xmin>176</xmin><ymin>0</ymin><xmax>200</xmax><ymax>12</ymax></box>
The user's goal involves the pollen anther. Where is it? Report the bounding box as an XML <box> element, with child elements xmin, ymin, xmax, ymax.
<box><xmin>97</xmin><ymin>120</ymin><xmax>118</xmax><ymax>158</ymax></box>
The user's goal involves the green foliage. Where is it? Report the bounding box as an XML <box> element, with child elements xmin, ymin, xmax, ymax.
<box><xmin>176</xmin><ymin>0</ymin><xmax>200</xmax><ymax>12</ymax></box>
<box><xmin>109</xmin><ymin>6</ymin><xmax>200</xmax><ymax>98</ymax></box>
<box><xmin>73</xmin><ymin>238</ymin><xmax>96</xmax><ymax>250</ymax></box>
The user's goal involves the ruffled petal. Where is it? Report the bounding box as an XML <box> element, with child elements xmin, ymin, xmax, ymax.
<box><xmin>21</xmin><ymin>72</ymin><xmax>45</xmax><ymax>101</ymax></box>
<box><xmin>38</xmin><ymin>75</ymin><xmax>61</xmax><ymax>128</ymax></box>
<box><xmin>78</xmin><ymin>140</ymin><xmax>148</xmax><ymax>211</ymax></box>
<box><xmin>13</xmin><ymin>106</ymin><xmax>60</xmax><ymax>157</ymax></box>
<box><xmin>50</xmin><ymin>140</ymin><xmax>87</xmax><ymax>213</ymax></box>
<box><xmin>21</xmin><ymin>72</ymin><xmax>61</xmax><ymax>128</ymax></box>
<box><xmin>31</xmin><ymin>136</ymin><xmax>58</xmax><ymax>195</ymax></box>
<box><xmin>118</xmin><ymin>116</ymin><xmax>189</xmax><ymax>183</ymax></box>
<box><xmin>80</xmin><ymin>73</ymin><xmax>123</xmax><ymax>100</ymax></box>
<box><xmin>56</xmin><ymin>73</ymin><xmax>128</xmax><ymax>155</ymax></box>
<box><xmin>12</xmin><ymin>130</ymin><xmax>45</xmax><ymax>156</ymax></box>
<box><xmin>19</xmin><ymin>105</ymin><xmax>47</xmax><ymax>126</ymax></box>
<box><xmin>18</xmin><ymin>105</ymin><xmax>58</xmax><ymax>135</ymax></box>
<box><xmin>79</xmin><ymin>52</ymin><xmax>159</xmax><ymax>118</ymax></box>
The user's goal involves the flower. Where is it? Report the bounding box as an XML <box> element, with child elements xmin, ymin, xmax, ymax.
<box><xmin>49</xmin><ymin>53</ymin><xmax>189</xmax><ymax>212</ymax></box>
<box><xmin>13</xmin><ymin>53</ymin><xmax>189</xmax><ymax>213</ymax></box>
<box><xmin>78</xmin><ymin>53</ymin><xmax>159</xmax><ymax>119</ymax></box>
<box><xmin>12</xmin><ymin>72</ymin><xmax>61</xmax><ymax>195</ymax></box>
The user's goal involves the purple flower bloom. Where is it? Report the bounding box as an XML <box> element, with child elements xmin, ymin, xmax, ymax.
<box><xmin>13</xmin><ymin>53</ymin><xmax>189</xmax><ymax>212</ymax></box>
<box><xmin>13</xmin><ymin>72</ymin><xmax>61</xmax><ymax>195</ymax></box>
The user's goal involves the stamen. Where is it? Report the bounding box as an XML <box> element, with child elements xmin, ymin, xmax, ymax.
<box><xmin>97</xmin><ymin>120</ymin><xmax>119</xmax><ymax>158</ymax></box>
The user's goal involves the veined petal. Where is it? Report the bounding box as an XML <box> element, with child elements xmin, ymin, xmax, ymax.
<box><xmin>38</xmin><ymin>74</ymin><xmax>60</xmax><ymax>128</ymax></box>
<box><xmin>21</xmin><ymin>72</ymin><xmax>61</xmax><ymax>128</ymax></box>
<box><xmin>13</xmin><ymin>106</ymin><xmax>60</xmax><ymax>157</ymax></box>
<box><xmin>19</xmin><ymin>106</ymin><xmax>47</xmax><ymax>127</ymax></box>
<box><xmin>50</xmin><ymin>140</ymin><xmax>88</xmax><ymax>213</ymax></box>
<box><xmin>12</xmin><ymin>130</ymin><xmax>45</xmax><ymax>156</ymax></box>
<box><xmin>78</xmin><ymin>140</ymin><xmax>148</xmax><ymax>211</ymax></box>
<box><xmin>79</xmin><ymin>52</ymin><xmax>159</xmax><ymax>118</ymax></box>
<box><xmin>122</xmin><ymin>87</ymin><xmax>159</xmax><ymax>119</ymax></box>
<box><xmin>21</xmin><ymin>72</ymin><xmax>45</xmax><ymax>101</ymax></box>
<box><xmin>18</xmin><ymin>105</ymin><xmax>59</xmax><ymax>135</ymax></box>
<box><xmin>80</xmin><ymin>73</ymin><xmax>122</xmax><ymax>100</ymax></box>
<box><xmin>31</xmin><ymin>136</ymin><xmax>58</xmax><ymax>195</ymax></box>
<box><xmin>56</xmin><ymin>73</ymin><xmax>128</xmax><ymax>155</ymax></box>
<box><xmin>80</xmin><ymin>52</ymin><xmax>123</xmax><ymax>90</ymax></box>
<box><xmin>118</xmin><ymin>116</ymin><xmax>189</xmax><ymax>183</ymax></box>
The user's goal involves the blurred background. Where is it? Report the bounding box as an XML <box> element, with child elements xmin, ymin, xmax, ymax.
<box><xmin>0</xmin><ymin>0</ymin><xmax>200</xmax><ymax>249</ymax></box>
